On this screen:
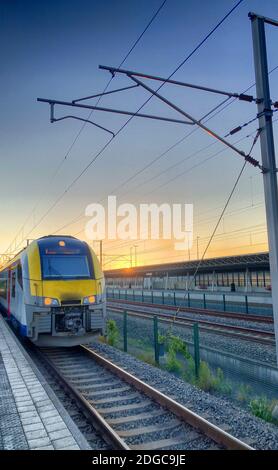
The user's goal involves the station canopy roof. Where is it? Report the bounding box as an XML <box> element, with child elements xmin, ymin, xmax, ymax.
<box><xmin>104</xmin><ymin>252</ymin><xmax>270</xmax><ymax>277</ymax></box>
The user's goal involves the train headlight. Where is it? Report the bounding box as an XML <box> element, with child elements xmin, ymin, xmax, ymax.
<box><xmin>83</xmin><ymin>295</ymin><xmax>96</xmax><ymax>305</ymax></box>
<box><xmin>44</xmin><ymin>297</ymin><xmax>59</xmax><ymax>307</ymax></box>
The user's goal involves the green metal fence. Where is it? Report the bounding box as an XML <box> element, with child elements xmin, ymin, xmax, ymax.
<box><xmin>106</xmin><ymin>287</ymin><xmax>273</xmax><ymax>316</ymax></box>
<box><xmin>107</xmin><ymin>308</ymin><xmax>200</xmax><ymax>378</ymax></box>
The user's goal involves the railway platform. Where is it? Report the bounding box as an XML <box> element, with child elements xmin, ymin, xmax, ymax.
<box><xmin>0</xmin><ymin>315</ymin><xmax>90</xmax><ymax>450</ymax></box>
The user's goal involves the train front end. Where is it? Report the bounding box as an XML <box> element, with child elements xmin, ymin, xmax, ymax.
<box><xmin>25</xmin><ymin>236</ymin><xmax>106</xmax><ymax>347</ymax></box>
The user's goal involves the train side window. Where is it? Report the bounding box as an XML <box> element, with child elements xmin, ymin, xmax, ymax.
<box><xmin>12</xmin><ymin>271</ymin><xmax>16</xmax><ymax>298</ymax></box>
<box><xmin>0</xmin><ymin>278</ymin><xmax>7</xmax><ymax>299</ymax></box>
<box><xmin>17</xmin><ymin>264</ymin><xmax>23</xmax><ymax>289</ymax></box>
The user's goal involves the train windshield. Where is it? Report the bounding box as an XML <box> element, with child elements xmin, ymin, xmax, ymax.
<box><xmin>42</xmin><ymin>255</ymin><xmax>91</xmax><ymax>280</ymax></box>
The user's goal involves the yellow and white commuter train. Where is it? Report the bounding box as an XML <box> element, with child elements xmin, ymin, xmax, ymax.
<box><xmin>0</xmin><ymin>235</ymin><xmax>106</xmax><ymax>346</ymax></box>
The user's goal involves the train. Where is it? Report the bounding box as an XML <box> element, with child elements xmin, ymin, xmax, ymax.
<box><xmin>0</xmin><ymin>235</ymin><xmax>106</xmax><ymax>347</ymax></box>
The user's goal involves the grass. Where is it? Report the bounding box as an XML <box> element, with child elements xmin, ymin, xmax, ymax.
<box><xmin>106</xmin><ymin>319</ymin><xmax>119</xmax><ymax>346</ymax></box>
<box><xmin>100</xmin><ymin>319</ymin><xmax>278</xmax><ymax>426</ymax></box>
<box><xmin>162</xmin><ymin>334</ymin><xmax>232</xmax><ymax>394</ymax></box>
<box><xmin>137</xmin><ymin>351</ymin><xmax>157</xmax><ymax>366</ymax></box>
<box><xmin>249</xmin><ymin>396</ymin><xmax>278</xmax><ymax>424</ymax></box>
<box><xmin>237</xmin><ymin>383</ymin><xmax>252</xmax><ymax>403</ymax></box>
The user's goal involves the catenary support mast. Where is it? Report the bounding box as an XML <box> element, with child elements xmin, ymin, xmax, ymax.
<box><xmin>249</xmin><ymin>12</ymin><xmax>278</xmax><ymax>362</ymax></box>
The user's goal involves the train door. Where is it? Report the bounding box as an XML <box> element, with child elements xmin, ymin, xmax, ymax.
<box><xmin>7</xmin><ymin>268</ymin><xmax>12</xmax><ymax>318</ymax></box>
<box><xmin>16</xmin><ymin>263</ymin><xmax>25</xmax><ymax>330</ymax></box>
<box><xmin>9</xmin><ymin>269</ymin><xmax>16</xmax><ymax>318</ymax></box>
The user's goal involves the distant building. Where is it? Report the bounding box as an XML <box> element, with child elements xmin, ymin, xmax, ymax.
<box><xmin>104</xmin><ymin>252</ymin><xmax>271</xmax><ymax>293</ymax></box>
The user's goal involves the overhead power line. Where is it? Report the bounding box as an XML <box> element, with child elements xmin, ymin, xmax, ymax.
<box><xmin>53</xmin><ymin>113</ymin><xmax>277</xmax><ymax>244</ymax></box>
<box><xmin>92</xmin><ymin>130</ymin><xmax>265</xmax><ymax>264</ymax></box>
<box><xmin>1</xmin><ymin>0</ymin><xmax>168</xmax><ymax>262</ymax></box>
<box><xmin>188</xmin><ymin>128</ymin><xmax>262</xmax><ymax>289</ymax></box>
<box><xmin>34</xmin><ymin>0</ymin><xmax>245</xmax><ymax>241</ymax></box>
<box><xmin>98</xmin><ymin>65</ymin><xmax>278</xmax><ymax>200</ymax></box>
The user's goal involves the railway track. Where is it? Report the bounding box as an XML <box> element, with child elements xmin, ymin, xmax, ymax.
<box><xmin>36</xmin><ymin>345</ymin><xmax>253</xmax><ymax>451</ymax></box>
<box><xmin>107</xmin><ymin>301</ymin><xmax>275</xmax><ymax>345</ymax></box>
<box><xmin>107</xmin><ymin>297</ymin><xmax>273</xmax><ymax>324</ymax></box>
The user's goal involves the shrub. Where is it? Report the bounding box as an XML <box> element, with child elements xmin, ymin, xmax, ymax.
<box><xmin>158</xmin><ymin>333</ymin><xmax>166</xmax><ymax>344</ymax></box>
<box><xmin>106</xmin><ymin>319</ymin><xmax>119</xmax><ymax>346</ymax></box>
<box><xmin>213</xmin><ymin>368</ymin><xmax>232</xmax><ymax>395</ymax></box>
<box><xmin>187</xmin><ymin>363</ymin><xmax>232</xmax><ymax>394</ymax></box>
<box><xmin>249</xmin><ymin>396</ymin><xmax>275</xmax><ymax>423</ymax></box>
<box><xmin>167</xmin><ymin>335</ymin><xmax>190</xmax><ymax>358</ymax></box>
<box><xmin>197</xmin><ymin>361</ymin><xmax>215</xmax><ymax>391</ymax></box>
<box><xmin>165</xmin><ymin>349</ymin><xmax>183</xmax><ymax>374</ymax></box>
<box><xmin>164</xmin><ymin>335</ymin><xmax>190</xmax><ymax>374</ymax></box>
<box><xmin>237</xmin><ymin>383</ymin><xmax>252</xmax><ymax>403</ymax></box>
<box><xmin>182</xmin><ymin>355</ymin><xmax>196</xmax><ymax>383</ymax></box>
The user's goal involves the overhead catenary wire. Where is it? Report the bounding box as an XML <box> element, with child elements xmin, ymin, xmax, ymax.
<box><xmin>51</xmin><ymin>97</ymin><xmax>233</xmax><ymax>235</ymax></box>
<box><xmin>103</xmin><ymin>200</ymin><xmax>267</xmax><ymax>255</ymax></box>
<box><xmin>143</xmin><ymin>130</ymin><xmax>259</xmax><ymax>197</ymax></box>
<box><xmin>52</xmin><ymin>125</ymin><xmax>262</xmax><ymax>243</ymax></box>
<box><xmin>99</xmin><ymin>128</ymin><xmax>264</xmax><ymax>267</ymax></box>
<box><xmin>187</xmin><ymin>129</ymin><xmax>262</xmax><ymax>290</ymax></box>
<box><xmin>44</xmin><ymin>0</ymin><xmax>253</xmax><ymax>241</ymax></box>
<box><xmin>69</xmin><ymin>117</ymin><xmax>277</xmax><ymax>262</ymax></box>
<box><xmin>54</xmin><ymin>114</ymin><xmax>278</xmax><ymax>258</ymax></box>
<box><xmin>27</xmin><ymin>0</ymin><xmax>245</xmax><ymax>237</ymax></box>
<box><xmin>143</xmin><ymin>115</ymin><xmax>278</xmax><ymax>196</ymax></box>
<box><xmin>52</xmin><ymin>62</ymin><xmax>278</xmax><ymax>238</ymax></box>
<box><xmin>1</xmin><ymin>0</ymin><xmax>168</xmax><ymax>263</ymax></box>
<box><xmin>71</xmin><ymin>132</ymin><xmax>255</xmax><ymax>241</ymax></box>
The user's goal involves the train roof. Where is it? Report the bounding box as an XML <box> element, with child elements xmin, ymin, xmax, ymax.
<box><xmin>104</xmin><ymin>252</ymin><xmax>270</xmax><ymax>277</ymax></box>
<box><xmin>0</xmin><ymin>235</ymin><xmax>83</xmax><ymax>271</ymax></box>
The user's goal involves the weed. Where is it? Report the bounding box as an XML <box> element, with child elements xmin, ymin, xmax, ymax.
<box><xmin>249</xmin><ymin>396</ymin><xmax>276</xmax><ymax>423</ymax></box>
<box><xmin>213</xmin><ymin>368</ymin><xmax>232</xmax><ymax>395</ymax></box>
<box><xmin>106</xmin><ymin>319</ymin><xmax>119</xmax><ymax>346</ymax></box>
<box><xmin>182</xmin><ymin>355</ymin><xmax>196</xmax><ymax>383</ymax></box>
<box><xmin>137</xmin><ymin>352</ymin><xmax>157</xmax><ymax>366</ymax></box>
<box><xmin>165</xmin><ymin>349</ymin><xmax>183</xmax><ymax>373</ymax></box>
<box><xmin>98</xmin><ymin>335</ymin><xmax>107</xmax><ymax>344</ymax></box>
<box><xmin>237</xmin><ymin>383</ymin><xmax>252</xmax><ymax>403</ymax></box>
<box><xmin>197</xmin><ymin>361</ymin><xmax>215</xmax><ymax>391</ymax></box>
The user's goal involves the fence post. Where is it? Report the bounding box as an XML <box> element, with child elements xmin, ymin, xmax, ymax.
<box><xmin>174</xmin><ymin>291</ymin><xmax>176</xmax><ymax>306</ymax></box>
<box><xmin>133</xmin><ymin>289</ymin><xmax>135</xmax><ymax>301</ymax></box>
<box><xmin>151</xmin><ymin>290</ymin><xmax>154</xmax><ymax>304</ymax></box>
<box><xmin>142</xmin><ymin>290</ymin><xmax>144</xmax><ymax>302</ymax></box>
<box><xmin>193</xmin><ymin>323</ymin><xmax>200</xmax><ymax>379</ymax></box>
<box><xmin>123</xmin><ymin>310</ymin><xmax>127</xmax><ymax>352</ymax></box>
<box><xmin>162</xmin><ymin>291</ymin><xmax>165</xmax><ymax>305</ymax></box>
<box><xmin>223</xmin><ymin>294</ymin><xmax>226</xmax><ymax>311</ymax></box>
<box><xmin>203</xmin><ymin>293</ymin><xmax>206</xmax><ymax>310</ymax></box>
<box><xmin>118</xmin><ymin>289</ymin><xmax>120</xmax><ymax>300</ymax></box>
<box><xmin>188</xmin><ymin>292</ymin><xmax>191</xmax><ymax>307</ymax></box>
<box><xmin>153</xmin><ymin>316</ymin><xmax>159</xmax><ymax>365</ymax></box>
<box><xmin>125</xmin><ymin>289</ymin><xmax>127</xmax><ymax>300</ymax></box>
<box><xmin>245</xmin><ymin>295</ymin><xmax>249</xmax><ymax>314</ymax></box>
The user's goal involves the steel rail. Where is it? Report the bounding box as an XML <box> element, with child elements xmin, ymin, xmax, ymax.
<box><xmin>108</xmin><ymin>304</ymin><xmax>275</xmax><ymax>345</ymax></box>
<box><xmin>107</xmin><ymin>297</ymin><xmax>274</xmax><ymax>324</ymax></box>
<box><xmin>33</xmin><ymin>346</ymin><xmax>130</xmax><ymax>450</ymax></box>
<box><xmin>80</xmin><ymin>345</ymin><xmax>254</xmax><ymax>450</ymax></box>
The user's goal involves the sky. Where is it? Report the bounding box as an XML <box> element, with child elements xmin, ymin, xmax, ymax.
<box><xmin>1</xmin><ymin>0</ymin><xmax>278</xmax><ymax>269</ymax></box>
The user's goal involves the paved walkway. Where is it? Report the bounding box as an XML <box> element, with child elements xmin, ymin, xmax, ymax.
<box><xmin>0</xmin><ymin>315</ymin><xmax>91</xmax><ymax>450</ymax></box>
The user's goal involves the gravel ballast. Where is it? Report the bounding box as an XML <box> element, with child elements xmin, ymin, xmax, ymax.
<box><xmin>108</xmin><ymin>301</ymin><xmax>274</xmax><ymax>332</ymax></box>
<box><xmin>89</xmin><ymin>341</ymin><xmax>278</xmax><ymax>450</ymax></box>
<box><xmin>108</xmin><ymin>309</ymin><xmax>277</xmax><ymax>365</ymax></box>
